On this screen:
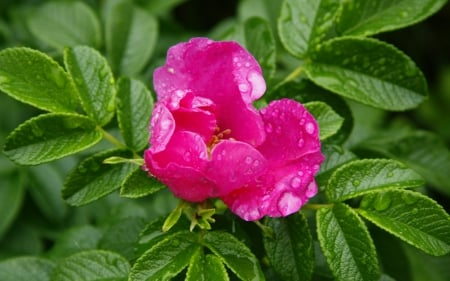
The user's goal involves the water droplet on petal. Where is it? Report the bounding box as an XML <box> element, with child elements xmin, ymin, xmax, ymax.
<box><xmin>160</xmin><ymin>119</ymin><xmax>171</xmax><ymax>130</ymax></box>
<box><xmin>239</xmin><ymin>83</ymin><xmax>249</xmax><ymax>92</ymax></box>
<box><xmin>245</xmin><ymin>156</ymin><xmax>252</xmax><ymax>164</ymax></box>
<box><xmin>253</xmin><ymin>159</ymin><xmax>260</xmax><ymax>167</ymax></box>
<box><xmin>305</xmin><ymin>181</ymin><xmax>317</xmax><ymax>197</ymax></box>
<box><xmin>297</xmin><ymin>138</ymin><xmax>304</xmax><ymax>148</ymax></box>
<box><xmin>278</xmin><ymin>192</ymin><xmax>301</xmax><ymax>216</ymax></box>
<box><xmin>291</xmin><ymin>177</ymin><xmax>302</xmax><ymax>188</ymax></box>
<box><xmin>183</xmin><ymin>151</ymin><xmax>191</xmax><ymax>161</ymax></box>
<box><xmin>305</xmin><ymin>122</ymin><xmax>315</xmax><ymax>134</ymax></box>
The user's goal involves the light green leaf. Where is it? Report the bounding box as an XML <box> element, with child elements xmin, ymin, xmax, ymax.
<box><xmin>358</xmin><ymin>189</ymin><xmax>450</xmax><ymax>256</ymax></box>
<box><xmin>120</xmin><ymin>167</ymin><xmax>165</xmax><ymax>198</ymax></box>
<box><xmin>0</xmin><ymin>257</ymin><xmax>55</xmax><ymax>281</ymax></box>
<box><xmin>304</xmin><ymin>37</ymin><xmax>428</xmax><ymax>111</ymax></box>
<box><xmin>278</xmin><ymin>0</ymin><xmax>339</xmax><ymax>58</ymax></box>
<box><xmin>139</xmin><ymin>0</ymin><xmax>187</xmax><ymax>16</ymax></box>
<box><xmin>63</xmin><ymin>149</ymin><xmax>136</xmax><ymax>206</ymax></box>
<box><xmin>244</xmin><ymin>17</ymin><xmax>276</xmax><ymax>80</ymax></box>
<box><xmin>27</xmin><ymin>1</ymin><xmax>101</xmax><ymax>49</ymax></box>
<box><xmin>0</xmin><ymin>47</ymin><xmax>79</xmax><ymax>113</ymax></box>
<box><xmin>337</xmin><ymin>0</ymin><xmax>448</xmax><ymax>37</ymax></box>
<box><xmin>304</xmin><ymin>101</ymin><xmax>344</xmax><ymax>140</ymax></box>
<box><xmin>186</xmin><ymin>252</ymin><xmax>229</xmax><ymax>281</ymax></box>
<box><xmin>316</xmin><ymin>144</ymin><xmax>358</xmax><ymax>188</ymax></box>
<box><xmin>117</xmin><ymin>77</ymin><xmax>153</xmax><ymax>152</ymax></box>
<box><xmin>64</xmin><ymin>46</ymin><xmax>116</xmax><ymax>126</ymax></box>
<box><xmin>326</xmin><ymin>159</ymin><xmax>424</xmax><ymax>202</ymax></box>
<box><xmin>105</xmin><ymin>0</ymin><xmax>158</xmax><ymax>75</ymax></box>
<box><xmin>317</xmin><ymin>203</ymin><xmax>379</xmax><ymax>281</ymax></box>
<box><xmin>0</xmin><ymin>171</ymin><xmax>26</xmax><ymax>239</ymax></box>
<box><xmin>131</xmin><ymin>231</ymin><xmax>200</xmax><ymax>281</ymax></box>
<box><xmin>4</xmin><ymin>113</ymin><xmax>102</xmax><ymax>165</ymax></box>
<box><xmin>264</xmin><ymin>213</ymin><xmax>314</xmax><ymax>281</ymax></box>
<box><xmin>203</xmin><ymin>231</ymin><xmax>265</xmax><ymax>281</ymax></box>
<box><xmin>50</xmin><ymin>250</ymin><xmax>129</xmax><ymax>281</ymax></box>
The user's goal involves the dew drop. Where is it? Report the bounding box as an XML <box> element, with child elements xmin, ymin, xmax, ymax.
<box><xmin>278</xmin><ymin>192</ymin><xmax>301</xmax><ymax>215</ymax></box>
<box><xmin>305</xmin><ymin>122</ymin><xmax>315</xmax><ymax>134</ymax></box>
<box><xmin>387</xmin><ymin>172</ymin><xmax>394</xmax><ymax>178</ymax></box>
<box><xmin>183</xmin><ymin>151</ymin><xmax>191</xmax><ymax>161</ymax></box>
<box><xmin>245</xmin><ymin>156</ymin><xmax>253</xmax><ymax>164</ymax></box>
<box><xmin>373</xmin><ymin>195</ymin><xmax>391</xmax><ymax>211</ymax></box>
<box><xmin>305</xmin><ymin>181</ymin><xmax>317</xmax><ymax>198</ymax></box>
<box><xmin>291</xmin><ymin>177</ymin><xmax>301</xmax><ymax>188</ymax></box>
<box><xmin>253</xmin><ymin>159</ymin><xmax>260</xmax><ymax>167</ymax></box>
<box><xmin>352</xmin><ymin>180</ymin><xmax>361</xmax><ymax>187</ymax></box>
<box><xmin>297</xmin><ymin>138</ymin><xmax>304</xmax><ymax>148</ymax></box>
<box><xmin>239</xmin><ymin>83</ymin><xmax>249</xmax><ymax>92</ymax></box>
<box><xmin>160</xmin><ymin>119</ymin><xmax>171</xmax><ymax>130</ymax></box>
<box><xmin>411</xmin><ymin>208</ymin><xmax>418</xmax><ymax>215</ymax></box>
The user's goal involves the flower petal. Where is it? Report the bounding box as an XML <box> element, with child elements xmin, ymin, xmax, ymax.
<box><xmin>149</xmin><ymin>103</ymin><xmax>175</xmax><ymax>154</ymax></box>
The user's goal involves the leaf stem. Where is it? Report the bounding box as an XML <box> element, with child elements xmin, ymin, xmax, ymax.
<box><xmin>273</xmin><ymin>65</ymin><xmax>304</xmax><ymax>90</ymax></box>
<box><xmin>100</xmin><ymin>127</ymin><xmax>126</xmax><ymax>148</ymax></box>
<box><xmin>303</xmin><ymin>203</ymin><xmax>333</xmax><ymax>210</ymax></box>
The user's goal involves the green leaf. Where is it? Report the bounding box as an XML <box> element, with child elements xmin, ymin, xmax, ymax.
<box><xmin>0</xmin><ymin>47</ymin><xmax>79</xmax><ymax>113</ymax></box>
<box><xmin>203</xmin><ymin>231</ymin><xmax>265</xmax><ymax>281</ymax></box>
<box><xmin>105</xmin><ymin>0</ymin><xmax>158</xmax><ymax>75</ymax></box>
<box><xmin>50</xmin><ymin>250</ymin><xmax>129</xmax><ymax>281</ymax></box>
<box><xmin>64</xmin><ymin>46</ymin><xmax>116</xmax><ymax>126</ymax></box>
<box><xmin>264</xmin><ymin>213</ymin><xmax>314</xmax><ymax>281</ymax></box>
<box><xmin>326</xmin><ymin>159</ymin><xmax>424</xmax><ymax>202</ymax></box>
<box><xmin>0</xmin><ymin>171</ymin><xmax>25</xmax><ymax>239</ymax></box>
<box><xmin>358</xmin><ymin>189</ymin><xmax>450</xmax><ymax>256</ymax></box>
<box><xmin>117</xmin><ymin>77</ymin><xmax>153</xmax><ymax>152</ymax></box>
<box><xmin>186</xmin><ymin>252</ymin><xmax>229</xmax><ymax>281</ymax></box>
<box><xmin>130</xmin><ymin>231</ymin><xmax>200</xmax><ymax>281</ymax></box>
<box><xmin>63</xmin><ymin>149</ymin><xmax>136</xmax><ymax>206</ymax></box>
<box><xmin>139</xmin><ymin>0</ymin><xmax>187</xmax><ymax>16</ymax></box>
<box><xmin>316</xmin><ymin>203</ymin><xmax>379</xmax><ymax>281</ymax></box>
<box><xmin>244</xmin><ymin>17</ymin><xmax>276</xmax><ymax>80</ymax></box>
<box><xmin>337</xmin><ymin>0</ymin><xmax>448</xmax><ymax>37</ymax></box>
<box><xmin>304</xmin><ymin>101</ymin><xmax>344</xmax><ymax>140</ymax></box>
<box><xmin>0</xmin><ymin>257</ymin><xmax>55</xmax><ymax>281</ymax></box>
<box><xmin>120</xmin><ymin>167</ymin><xmax>165</xmax><ymax>198</ymax></box>
<box><xmin>4</xmin><ymin>113</ymin><xmax>102</xmax><ymax>165</ymax></box>
<box><xmin>304</xmin><ymin>37</ymin><xmax>428</xmax><ymax>111</ymax></box>
<box><xmin>27</xmin><ymin>1</ymin><xmax>101</xmax><ymax>49</ymax></box>
<box><xmin>316</xmin><ymin>144</ymin><xmax>358</xmax><ymax>188</ymax></box>
<box><xmin>278</xmin><ymin>0</ymin><xmax>339</xmax><ymax>58</ymax></box>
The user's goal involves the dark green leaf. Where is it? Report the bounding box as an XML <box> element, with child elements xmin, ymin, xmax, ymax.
<box><xmin>304</xmin><ymin>37</ymin><xmax>427</xmax><ymax>111</ymax></box>
<box><xmin>304</xmin><ymin>101</ymin><xmax>344</xmax><ymax>140</ymax></box>
<box><xmin>117</xmin><ymin>77</ymin><xmax>153</xmax><ymax>152</ymax></box>
<box><xmin>316</xmin><ymin>203</ymin><xmax>379</xmax><ymax>281</ymax></box>
<box><xmin>358</xmin><ymin>189</ymin><xmax>450</xmax><ymax>256</ymax></box>
<box><xmin>50</xmin><ymin>250</ymin><xmax>129</xmax><ymax>281</ymax></box>
<box><xmin>4</xmin><ymin>113</ymin><xmax>102</xmax><ymax>165</ymax></box>
<box><xmin>0</xmin><ymin>171</ymin><xmax>26</xmax><ymax>239</ymax></box>
<box><xmin>403</xmin><ymin>243</ymin><xmax>450</xmax><ymax>281</ymax></box>
<box><xmin>130</xmin><ymin>231</ymin><xmax>200</xmax><ymax>281</ymax></box>
<box><xmin>0</xmin><ymin>257</ymin><xmax>55</xmax><ymax>281</ymax></box>
<box><xmin>27</xmin><ymin>1</ymin><xmax>101</xmax><ymax>49</ymax></box>
<box><xmin>316</xmin><ymin>144</ymin><xmax>358</xmax><ymax>188</ymax></box>
<box><xmin>203</xmin><ymin>231</ymin><xmax>265</xmax><ymax>281</ymax></box>
<box><xmin>264</xmin><ymin>213</ymin><xmax>314</xmax><ymax>281</ymax></box>
<box><xmin>64</xmin><ymin>46</ymin><xmax>116</xmax><ymax>126</ymax></box>
<box><xmin>63</xmin><ymin>149</ymin><xmax>136</xmax><ymax>206</ymax></box>
<box><xmin>337</xmin><ymin>0</ymin><xmax>448</xmax><ymax>37</ymax></box>
<box><xmin>278</xmin><ymin>0</ymin><xmax>339</xmax><ymax>58</ymax></box>
<box><xmin>140</xmin><ymin>0</ymin><xmax>187</xmax><ymax>16</ymax></box>
<box><xmin>186</xmin><ymin>252</ymin><xmax>229</xmax><ymax>281</ymax></box>
<box><xmin>326</xmin><ymin>159</ymin><xmax>424</xmax><ymax>202</ymax></box>
<box><xmin>0</xmin><ymin>47</ymin><xmax>79</xmax><ymax>113</ymax></box>
<box><xmin>120</xmin><ymin>168</ymin><xmax>165</xmax><ymax>198</ymax></box>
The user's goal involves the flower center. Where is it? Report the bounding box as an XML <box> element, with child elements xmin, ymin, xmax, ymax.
<box><xmin>207</xmin><ymin>126</ymin><xmax>232</xmax><ymax>153</ymax></box>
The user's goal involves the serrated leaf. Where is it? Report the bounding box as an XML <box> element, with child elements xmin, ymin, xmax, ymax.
<box><xmin>358</xmin><ymin>189</ymin><xmax>450</xmax><ymax>256</ymax></box>
<box><xmin>337</xmin><ymin>0</ymin><xmax>448</xmax><ymax>37</ymax></box>
<box><xmin>317</xmin><ymin>203</ymin><xmax>379</xmax><ymax>281</ymax></box>
<box><xmin>64</xmin><ymin>46</ymin><xmax>116</xmax><ymax>126</ymax></box>
<box><xmin>186</xmin><ymin>252</ymin><xmax>229</xmax><ymax>281</ymax></box>
<box><xmin>117</xmin><ymin>77</ymin><xmax>153</xmax><ymax>152</ymax></box>
<box><xmin>131</xmin><ymin>231</ymin><xmax>200</xmax><ymax>281</ymax></box>
<box><xmin>0</xmin><ymin>257</ymin><xmax>55</xmax><ymax>281</ymax></box>
<box><xmin>304</xmin><ymin>37</ymin><xmax>427</xmax><ymax>111</ymax></box>
<box><xmin>203</xmin><ymin>231</ymin><xmax>265</xmax><ymax>281</ymax></box>
<box><xmin>63</xmin><ymin>149</ymin><xmax>136</xmax><ymax>206</ymax></box>
<box><xmin>50</xmin><ymin>250</ymin><xmax>129</xmax><ymax>281</ymax></box>
<box><xmin>244</xmin><ymin>17</ymin><xmax>276</xmax><ymax>80</ymax></box>
<box><xmin>264</xmin><ymin>213</ymin><xmax>314</xmax><ymax>281</ymax></box>
<box><xmin>326</xmin><ymin>159</ymin><xmax>424</xmax><ymax>202</ymax></box>
<box><xmin>316</xmin><ymin>144</ymin><xmax>358</xmax><ymax>188</ymax></box>
<box><xmin>278</xmin><ymin>0</ymin><xmax>339</xmax><ymax>58</ymax></box>
<box><xmin>0</xmin><ymin>47</ymin><xmax>79</xmax><ymax>113</ymax></box>
<box><xmin>105</xmin><ymin>0</ymin><xmax>158</xmax><ymax>75</ymax></box>
<box><xmin>4</xmin><ymin>113</ymin><xmax>102</xmax><ymax>165</ymax></box>
<box><xmin>120</xmin><ymin>168</ymin><xmax>165</xmax><ymax>198</ymax></box>
<box><xmin>304</xmin><ymin>101</ymin><xmax>344</xmax><ymax>140</ymax></box>
<box><xmin>27</xmin><ymin>1</ymin><xmax>101</xmax><ymax>49</ymax></box>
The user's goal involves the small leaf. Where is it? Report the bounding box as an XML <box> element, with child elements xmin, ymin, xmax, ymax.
<box><xmin>304</xmin><ymin>101</ymin><xmax>344</xmax><ymax>140</ymax></box>
<box><xmin>203</xmin><ymin>231</ymin><xmax>265</xmax><ymax>281</ymax></box>
<box><xmin>0</xmin><ymin>171</ymin><xmax>25</xmax><ymax>239</ymax></box>
<box><xmin>64</xmin><ymin>46</ymin><xmax>116</xmax><ymax>126</ymax></box>
<box><xmin>316</xmin><ymin>144</ymin><xmax>358</xmax><ymax>188</ymax></box>
<box><xmin>326</xmin><ymin>159</ymin><xmax>424</xmax><ymax>202</ymax></box>
<box><xmin>117</xmin><ymin>77</ymin><xmax>153</xmax><ymax>152</ymax></box>
<box><xmin>130</xmin><ymin>231</ymin><xmax>200</xmax><ymax>281</ymax></box>
<box><xmin>120</xmin><ymin>168</ymin><xmax>165</xmax><ymax>198</ymax></box>
<box><xmin>337</xmin><ymin>0</ymin><xmax>448</xmax><ymax>37</ymax></box>
<box><xmin>264</xmin><ymin>213</ymin><xmax>314</xmax><ymax>281</ymax></box>
<box><xmin>27</xmin><ymin>1</ymin><xmax>101</xmax><ymax>49</ymax></box>
<box><xmin>358</xmin><ymin>189</ymin><xmax>450</xmax><ymax>256</ymax></box>
<box><xmin>63</xmin><ymin>149</ymin><xmax>136</xmax><ymax>206</ymax></box>
<box><xmin>186</xmin><ymin>252</ymin><xmax>229</xmax><ymax>281</ymax></box>
<box><xmin>304</xmin><ymin>37</ymin><xmax>427</xmax><ymax>111</ymax></box>
<box><xmin>278</xmin><ymin>0</ymin><xmax>339</xmax><ymax>58</ymax></box>
<box><xmin>0</xmin><ymin>257</ymin><xmax>55</xmax><ymax>281</ymax></box>
<box><xmin>316</xmin><ymin>203</ymin><xmax>379</xmax><ymax>281</ymax></box>
<box><xmin>0</xmin><ymin>47</ymin><xmax>79</xmax><ymax>113</ymax></box>
<box><xmin>4</xmin><ymin>113</ymin><xmax>102</xmax><ymax>165</ymax></box>
<box><xmin>50</xmin><ymin>250</ymin><xmax>129</xmax><ymax>281</ymax></box>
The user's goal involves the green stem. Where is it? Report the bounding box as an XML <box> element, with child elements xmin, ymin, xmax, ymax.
<box><xmin>303</xmin><ymin>203</ymin><xmax>333</xmax><ymax>210</ymax></box>
<box><xmin>273</xmin><ymin>65</ymin><xmax>304</xmax><ymax>90</ymax></box>
<box><xmin>100</xmin><ymin>127</ymin><xmax>126</xmax><ymax>148</ymax></box>
<box><xmin>254</xmin><ymin>220</ymin><xmax>274</xmax><ymax>238</ymax></box>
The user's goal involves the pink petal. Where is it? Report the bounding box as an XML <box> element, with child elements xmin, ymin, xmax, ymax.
<box><xmin>149</xmin><ymin>103</ymin><xmax>175</xmax><ymax>154</ymax></box>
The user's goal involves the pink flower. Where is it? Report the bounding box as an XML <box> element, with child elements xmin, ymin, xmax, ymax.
<box><xmin>144</xmin><ymin>38</ymin><xmax>324</xmax><ymax>221</ymax></box>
